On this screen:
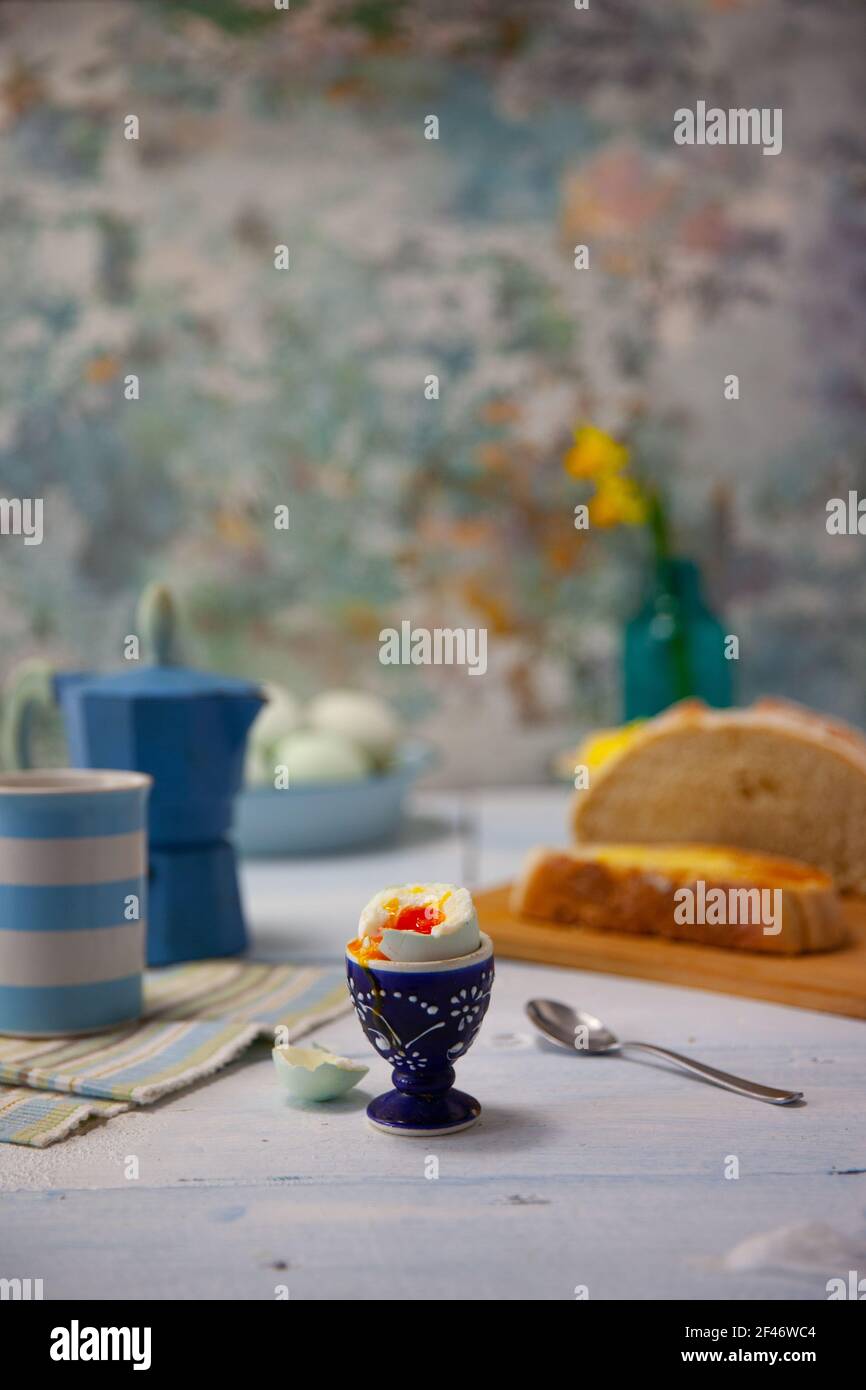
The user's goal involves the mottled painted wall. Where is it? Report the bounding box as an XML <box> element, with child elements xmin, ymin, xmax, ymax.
<box><xmin>0</xmin><ymin>0</ymin><xmax>864</xmax><ymax>782</ymax></box>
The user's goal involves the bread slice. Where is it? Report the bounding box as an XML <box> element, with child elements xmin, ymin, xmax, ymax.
<box><xmin>512</xmin><ymin>843</ymin><xmax>847</xmax><ymax>955</ymax></box>
<box><xmin>571</xmin><ymin>700</ymin><xmax>866</xmax><ymax>893</ymax></box>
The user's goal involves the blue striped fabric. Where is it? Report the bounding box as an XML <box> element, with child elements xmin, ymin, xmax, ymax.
<box><xmin>0</xmin><ymin>959</ymin><xmax>353</xmax><ymax>1146</ymax></box>
<box><xmin>0</xmin><ymin>1088</ymin><xmax>125</xmax><ymax>1147</ymax></box>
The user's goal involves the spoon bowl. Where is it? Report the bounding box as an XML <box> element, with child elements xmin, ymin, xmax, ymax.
<box><xmin>525</xmin><ymin>998</ymin><xmax>803</xmax><ymax>1106</ymax></box>
<box><xmin>527</xmin><ymin>999</ymin><xmax>618</xmax><ymax>1053</ymax></box>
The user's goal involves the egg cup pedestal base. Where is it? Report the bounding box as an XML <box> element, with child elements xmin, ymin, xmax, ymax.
<box><xmin>366</xmin><ymin>1086</ymin><xmax>480</xmax><ymax>1137</ymax></box>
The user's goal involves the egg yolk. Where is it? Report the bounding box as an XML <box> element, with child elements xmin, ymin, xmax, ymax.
<box><xmin>392</xmin><ymin>904</ymin><xmax>444</xmax><ymax>935</ymax></box>
<box><xmin>349</xmin><ymin>898</ymin><xmax>447</xmax><ymax>964</ymax></box>
<box><xmin>347</xmin><ymin>937</ymin><xmax>388</xmax><ymax>965</ymax></box>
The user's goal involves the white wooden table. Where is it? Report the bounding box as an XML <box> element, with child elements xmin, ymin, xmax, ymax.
<box><xmin>2</xmin><ymin>789</ymin><xmax>864</xmax><ymax>1301</ymax></box>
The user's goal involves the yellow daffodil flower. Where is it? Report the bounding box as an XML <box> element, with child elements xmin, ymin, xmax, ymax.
<box><xmin>563</xmin><ymin>424</ymin><xmax>629</xmax><ymax>480</ymax></box>
<box><xmin>588</xmin><ymin>473</ymin><xmax>648</xmax><ymax>528</ymax></box>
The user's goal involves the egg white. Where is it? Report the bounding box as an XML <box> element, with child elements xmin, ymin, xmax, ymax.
<box><xmin>356</xmin><ymin>882</ymin><xmax>480</xmax><ymax>963</ymax></box>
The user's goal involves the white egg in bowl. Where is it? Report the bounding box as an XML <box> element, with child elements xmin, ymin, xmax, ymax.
<box><xmin>272</xmin><ymin>1042</ymin><xmax>368</xmax><ymax>1102</ymax></box>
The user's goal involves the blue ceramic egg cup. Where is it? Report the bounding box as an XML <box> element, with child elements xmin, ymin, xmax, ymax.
<box><xmin>346</xmin><ymin>936</ymin><xmax>494</xmax><ymax>1136</ymax></box>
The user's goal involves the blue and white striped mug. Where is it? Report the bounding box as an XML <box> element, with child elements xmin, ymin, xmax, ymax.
<box><xmin>0</xmin><ymin>770</ymin><xmax>152</xmax><ymax>1036</ymax></box>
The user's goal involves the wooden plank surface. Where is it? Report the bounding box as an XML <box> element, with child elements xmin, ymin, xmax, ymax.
<box><xmin>3</xmin><ymin>790</ymin><xmax>865</xmax><ymax>1301</ymax></box>
<box><xmin>4</xmin><ymin>954</ymin><xmax>866</xmax><ymax>1300</ymax></box>
<box><xmin>476</xmin><ymin>885</ymin><xmax>866</xmax><ymax>1020</ymax></box>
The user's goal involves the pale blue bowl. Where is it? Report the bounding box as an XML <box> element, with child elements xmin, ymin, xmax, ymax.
<box><xmin>233</xmin><ymin>741</ymin><xmax>435</xmax><ymax>857</ymax></box>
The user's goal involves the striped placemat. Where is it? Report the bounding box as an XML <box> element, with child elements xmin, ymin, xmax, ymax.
<box><xmin>0</xmin><ymin>960</ymin><xmax>350</xmax><ymax>1147</ymax></box>
<box><xmin>0</xmin><ymin>1089</ymin><xmax>126</xmax><ymax>1147</ymax></box>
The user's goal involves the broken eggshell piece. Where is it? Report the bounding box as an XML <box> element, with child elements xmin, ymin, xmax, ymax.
<box><xmin>272</xmin><ymin>1042</ymin><xmax>368</xmax><ymax>1102</ymax></box>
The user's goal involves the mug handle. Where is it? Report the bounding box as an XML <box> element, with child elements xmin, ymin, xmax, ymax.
<box><xmin>0</xmin><ymin>659</ymin><xmax>57</xmax><ymax>770</ymax></box>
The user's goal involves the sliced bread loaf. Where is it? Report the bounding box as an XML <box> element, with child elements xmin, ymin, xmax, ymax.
<box><xmin>512</xmin><ymin>843</ymin><xmax>847</xmax><ymax>954</ymax></box>
<box><xmin>571</xmin><ymin>700</ymin><xmax>866</xmax><ymax>893</ymax></box>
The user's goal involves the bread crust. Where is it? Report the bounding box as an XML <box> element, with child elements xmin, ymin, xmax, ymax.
<box><xmin>571</xmin><ymin>701</ymin><xmax>866</xmax><ymax>893</ymax></box>
<box><xmin>512</xmin><ymin>844</ymin><xmax>848</xmax><ymax>956</ymax></box>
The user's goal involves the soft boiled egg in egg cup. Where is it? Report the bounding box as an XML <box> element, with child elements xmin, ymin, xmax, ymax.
<box><xmin>346</xmin><ymin>883</ymin><xmax>494</xmax><ymax>1136</ymax></box>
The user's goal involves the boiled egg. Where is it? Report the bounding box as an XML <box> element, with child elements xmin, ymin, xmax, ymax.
<box><xmin>273</xmin><ymin>730</ymin><xmax>370</xmax><ymax>784</ymax></box>
<box><xmin>349</xmin><ymin>882</ymin><xmax>480</xmax><ymax>964</ymax></box>
<box><xmin>307</xmin><ymin>690</ymin><xmax>400</xmax><ymax>769</ymax></box>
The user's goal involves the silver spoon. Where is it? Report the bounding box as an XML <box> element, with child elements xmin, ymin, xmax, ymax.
<box><xmin>526</xmin><ymin>999</ymin><xmax>803</xmax><ymax>1105</ymax></box>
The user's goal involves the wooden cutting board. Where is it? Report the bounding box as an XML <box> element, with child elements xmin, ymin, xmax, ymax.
<box><xmin>475</xmin><ymin>884</ymin><xmax>866</xmax><ymax>1019</ymax></box>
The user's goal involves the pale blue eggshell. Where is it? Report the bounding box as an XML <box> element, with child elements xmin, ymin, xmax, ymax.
<box><xmin>272</xmin><ymin>1044</ymin><xmax>368</xmax><ymax>1102</ymax></box>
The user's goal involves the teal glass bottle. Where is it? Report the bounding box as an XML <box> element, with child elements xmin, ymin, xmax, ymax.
<box><xmin>623</xmin><ymin>558</ymin><xmax>733</xmax><ymax>719</ymax></box>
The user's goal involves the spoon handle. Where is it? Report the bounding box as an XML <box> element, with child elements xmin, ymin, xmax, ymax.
<box><xmin>620</xmin><ymin>1041</ymin><xmax>803</xmax><ymax>1105</ymax></box>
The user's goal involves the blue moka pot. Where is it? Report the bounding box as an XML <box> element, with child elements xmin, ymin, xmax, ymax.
<box><xmin>4</xmin><ymin>586</ymin><xmax>264</xmax><ymax>966</ymax></box>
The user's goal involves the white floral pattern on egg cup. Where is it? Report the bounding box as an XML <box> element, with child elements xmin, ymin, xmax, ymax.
<box><xmin>346</xmin><ymin>934</ymin><xmax>494</xmax><ymax>1136</ymax></box>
